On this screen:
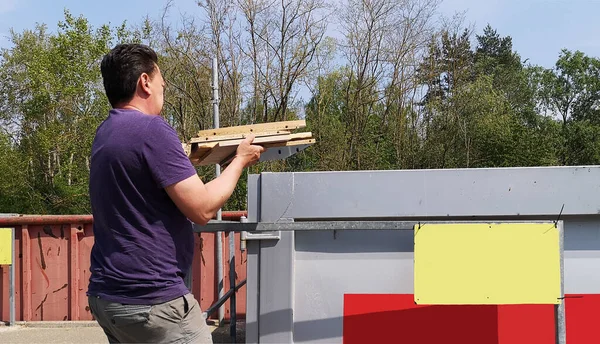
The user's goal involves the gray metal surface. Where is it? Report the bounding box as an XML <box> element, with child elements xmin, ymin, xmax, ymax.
<box><xmin>259</xmin><ymin>173</ymin><xmax>296</xmax><ymax>222</ymax></box>
<box><xmin>293</xmin><ymin>230</ymin><xmax>414</xmax><ymax>343</ymax></box>
<box><xmin>245</xmin><ymin>167</ymin><xmax>600</xmax><ymax>343</ymax></box>
<box><xmin>258</xmin><ymin>228</ymin><xmax>295</xmax><ymax>343</ymax></box>
<box><xmin>245</xmin><ymin>175</ymin><xmax>260</xmax><ymax>344</ymax></box>
<box><xmin>247</xmin><ymin>174</ymin><xmax>261</xmax><ymax>224</ymax></box>
<box><xmin>259</xmin><ymin>167</ymin><xmax>600</xmax><ymax>219</ymax></box>
<box><xmin>258</xmin><ymin>144</ymin><xmax>312</xmax><ymax>163</ymax></box>
<box><xmin>229</xmin><ymin>224</ymin><xmax>237</xmax><ymax>342</ymax></box>
<box><xmin>556</xmin><ymin>221</ymin><xmax>566</xmax><ymax>344</ymax></box>
<box><xmin>563</xmin><ymin>218</ymin><xmax>600</xmax><ymax>293</ymax></box>
<box><xmin>10</xmin><ymin>227</ymin><xmax>15</xmax><ymax>326</ymax></box>
<box><xmin>195</xmin><ymin>221</ymin><xmax>417</xmax><ymax>232</ymax></box>
<box><xmin>212</xmin><ymin>57</ymin><xmax>225</xmax><ymax>325</ymax></box>
<box><xmin>245</xmin><ymin>241</ymin><xmax>260</xmax><ymax>344</ymax></box>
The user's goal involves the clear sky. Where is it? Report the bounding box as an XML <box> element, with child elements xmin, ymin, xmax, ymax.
<box><xmin>1</xmin><ymin>0</ymin><xmax>599</xmax><ymax>70</ymax></box>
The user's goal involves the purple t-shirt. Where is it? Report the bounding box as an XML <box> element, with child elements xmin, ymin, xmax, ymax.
<box><xmin>87</xmin><ymin>108</ymin><xmax>197</xmax><ymax>305</ymax></box>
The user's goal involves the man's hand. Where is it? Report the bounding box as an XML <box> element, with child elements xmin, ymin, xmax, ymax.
<box><xmin>235</xmin><ymin>134</ymin><xmax>265</xmax><ymax>167</ymax></box>
<box><xmin>165</xmin><ymin>134</ymin><xmax>265</xmax><ymax>225</ymax></box>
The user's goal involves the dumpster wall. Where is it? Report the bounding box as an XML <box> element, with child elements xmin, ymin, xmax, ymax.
<box><xmin>246</xmin><ymin>167</ymin><xmax>600</xmax><ymax>343</ymax></box>
<box><xmin>0</xmin><ymin>212</ymin><xmax>247</xmax><ymax>322</ymax></box>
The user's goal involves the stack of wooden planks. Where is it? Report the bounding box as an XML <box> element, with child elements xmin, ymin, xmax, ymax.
<box><xmin>183</xmin><ymin>120</ymin><xmax>315</xmax><ymax>166</ymax></box>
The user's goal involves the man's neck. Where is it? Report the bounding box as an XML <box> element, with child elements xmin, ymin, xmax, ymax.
<box><xmin>117</xmin><ymin>103</ymin><xmax>151</xmax><ymax>115</ymax></box>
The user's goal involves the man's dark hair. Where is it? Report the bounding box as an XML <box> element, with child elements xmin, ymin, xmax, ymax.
<box><xmin>100</xmin><ymin>44</ymin><xmax>158</xmax><ymax>108</ymax></box>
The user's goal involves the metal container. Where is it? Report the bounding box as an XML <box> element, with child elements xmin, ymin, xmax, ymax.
<box><xmin>243</xmin><ymin>166</ymin><xmax>600</xmax><ymax>343</ymax></box>
<box><xmin>0</xmin><ymin>212</ymin><xmax>247</xmax><ymax>322</ymax></box>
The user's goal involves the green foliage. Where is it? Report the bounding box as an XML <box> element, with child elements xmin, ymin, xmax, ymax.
<box><xmin>0</xmin><ymin>10</ymin><xmax>134</xmax><ymax>214</ymax></box>
<box><xmin>0</xmin><ymin>133</ymin><xmax>28</xmax><ymax>212</ymax></box>
<box><xmin>0</xmin><ymin>9</ymin><xmax>598</xmax><ymax>215</ymax></box>
<box><xmin>563</xmin><ymin>120</ymin><xmax>600</xmax><ymax>165</ymax></box>
<box><xmin>537</xmin><ymin>49</ymin><xmax>600</xmax><ymax>124</ymax></box>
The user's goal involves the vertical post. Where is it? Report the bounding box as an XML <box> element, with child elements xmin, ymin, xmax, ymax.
<box><xmin>212</xmin><ymin>57</ymin><xmax>224</xmax><ymax>325</ymax></box>
<box><xmin>229</xmin><ymin>230</ymin><xmax>236</xmax><ymax>342</ymax></box>
<box><xmin>9</xmin><ymin>227</ymin><xmax>15</xmax><ymax>326</ymax></box>
<box><xmin>240</xmin><ymin>216</ymin><xmax>247</xmax><ymax>252</ymax></box>
<box><xmin>69</xmin><ymin>225</ymin><xmax>81</xmax><ymax>321</ymax></box>
<box><xmin>21</xmin><ymin>225</ymin><xmax>31</xmax><ymax>321</ymax></box>
<box><xmin>555</xmin><ymin>221</ymin><xmax>566</xmax><ymax>344</ymax></box>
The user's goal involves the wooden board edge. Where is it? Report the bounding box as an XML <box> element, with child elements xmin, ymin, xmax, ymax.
<box><xmin>190</xmin><ymin>137</ymin><xmax>316</xmax><ymax>166</ymax></box>
<box><xmin>213</xmin><ymin>134</ymin><xmax>294</xmax><ymax>148</ymax></box>
<box><xmin>195</xmin><ymin>120</ymin><xmax>306</xmax><ymax>137</ymax></box>
<box><xmin>190</xmin><ymin>130</ymin><xmax>292</xmax><ymax>144</ymax></box>
<box><xmin>196</xmin><ymin>132</ymin><xmax>312</xmax><ymax>149</ymax></box>
<box><xmin>262</xmin><ymin>138</ymin><xmax>315</xmax><ymax>148</ymax></box>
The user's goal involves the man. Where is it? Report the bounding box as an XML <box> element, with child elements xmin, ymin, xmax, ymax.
<box><xmin>87</xmin><ymin>43</ymin><xmax>264</xmax><ymax>343</ymax></box>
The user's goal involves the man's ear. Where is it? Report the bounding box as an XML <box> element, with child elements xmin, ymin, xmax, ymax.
<box><xmin>139</xmin><ymin>73</ymin><xmax>152</xmax><ymax>95</ymax></box>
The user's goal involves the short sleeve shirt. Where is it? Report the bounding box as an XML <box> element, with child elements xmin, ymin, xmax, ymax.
<box><xmin>87</xmin><ymin>108</ymin><xmax>197</xmax><ymax>304</ymax></box>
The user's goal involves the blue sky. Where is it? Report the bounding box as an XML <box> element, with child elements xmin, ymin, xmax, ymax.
<box><xmin>437</xmin><ymin>0</ymin><xmax>600</xmax><ymax>68</ymax></box>
<box><xmin>1</xmin><ymin>0</ymin><xmax>599</xmax><ymax>70</ymax></box>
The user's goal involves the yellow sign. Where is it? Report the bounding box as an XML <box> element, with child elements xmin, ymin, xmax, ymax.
<box><xmin>0</xmin><ymin>228</ymin><xmax>12</xmax><ymax>265</ymax></box>
<box><xmin>414</xmin><ymin>223</ymin><xmax>561</xmax><ymax>305</ymax></box>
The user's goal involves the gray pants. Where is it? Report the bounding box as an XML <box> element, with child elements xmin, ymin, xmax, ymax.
<box><xmin>88</xmin><ymin>293</ymin><xmax>213</xmax><ymax>344</ymax></box>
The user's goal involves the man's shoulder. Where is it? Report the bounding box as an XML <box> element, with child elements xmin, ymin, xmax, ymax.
<box><xmin>102</xmin><ymin>110</ymin><xmax>169</xmax><ymax>137</ymax></box>
<box><xmin>146</xmin><ymin>114</ymin><xmax>175</xmax><ymax>131</ymax></box>
<box><xmin>144</xmin><ymin>116</ymin><xmax>182</xmax><ymax>144</ymax></box>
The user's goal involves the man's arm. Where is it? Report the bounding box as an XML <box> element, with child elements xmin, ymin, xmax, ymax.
<box><xmin>165</xmin><ymin>135</ymin><xmax>264</xmax><ymax>225</ymax></box>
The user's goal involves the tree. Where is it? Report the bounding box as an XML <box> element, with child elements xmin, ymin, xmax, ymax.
<box><xmin>538</xmin><ymin>50</ymin><xmax>600</xmax><ymax>125</ymax></box>
<box><xmin>0</xmin><ymin>10</ymin><xmax>140</xmax><ymax>213</ymax></box>
<box><xmin>0</xmin><ymin>133</ymin><xmax>28</xmax><ymax>212</ymax></box>
<box><xmin>563</xmin><ymin>120</ymin><xmax>600</xmax><ymax>165</ymax></box>
<box><xmin>239</xmin><ymin>0</ymin><xmax>332</xmax><ymax>123</ymax></box>
<box><xmin>417</xmin><ymin>23</ymin><xmax>474</xmax><ymax>168</ymax></box>
<box><xmin>474</xmin><ymin>25</ymin><xmax>538</xmax><ymax>124</ymax></box>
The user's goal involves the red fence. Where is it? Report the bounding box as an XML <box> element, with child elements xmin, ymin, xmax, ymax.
<box><xmin>0</xmin><ymin>213</ymin><xmax>248</xmax><ymax>322</ymax></box>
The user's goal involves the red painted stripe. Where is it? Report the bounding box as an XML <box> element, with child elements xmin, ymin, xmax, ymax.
<box><xmin>564</xmin><ymin>294</ymin><xmax>600</xmax><ymax>343</ymax></box>
<box><xmin>343</xmin><ymin>294</ymin><xmax>505</xmax><ymax>344</ymax></box>
<box><xmin>496</xmin><ymin>303</ymin><xmax>554</xmax><ymax>344</ymax></box>
<box><xmin>344</xmin><ymin>294</ymin><xmax>600</xmax><ymax>344</ymax></box>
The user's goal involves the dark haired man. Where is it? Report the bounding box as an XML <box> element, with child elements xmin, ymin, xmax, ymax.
<box><xmin>86</xmin><ymin>43</ymin><xmax>264</xmax><ymax>343</ymax></box>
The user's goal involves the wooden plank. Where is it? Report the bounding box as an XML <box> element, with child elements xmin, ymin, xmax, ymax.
<box><xmin>189</xmin><ymin>126</ymin><xmax>314</xmax><ymax>166</ymax></box>
<box><xmin>182</xmin><ymin>143</ymin><xmax>191</xmax><ymax>156</ymax></box>
<box><xmin>197</xmin><ymin>136</ymin><xmax>290</xmax><ymax>166</ymax></box>
<box><xmin>196</xmin><ymin>120</ymin><xmax>305</xmax><ymax>138</ymax></box>
<box><xmin>218</xmin><ymin>139</ymin><xmax>316</xmax><ymax>166</ymax></box>
<box><xmin>262</xmin><ymin>138</ymin><xmax>315</xmax><ymax>148</ymax></box>
<box><xmin>190</xmin><ymin>130</ymin><xmax>291</xmax><ymax>144</ymax></box>
<box><xmin>189</xmin><ymin>142</ymin><xmax>218</xmax><ymax>160</ymax></box>
<box><xmin>194</xmin><ymin>133</ymin><xmax>313</xmax><ymax>166</ymax></box>
<box><xmin>209</xmin><ymin>132</ymin><xmax>312</xmax><ymax>148</ymax></box>
<box><xmin>208</xmin><ymin>134</ymin><xmax>294</xmax><ymax>149</ymax></box>
<box><xmin>196</xmin><ymin>144</ymin><xmax>237</xmax><ymax>166</ymax></box>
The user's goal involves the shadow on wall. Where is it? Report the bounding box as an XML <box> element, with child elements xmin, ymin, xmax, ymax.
<box><xmin>244</xmin><ymin>294</ymin><xmax>560</xmax><ymax>344</ymax></box>
<box><xmin>294</xmin><ymin>230</ymin><xmax>415</xmax><ymax>253</ymax></box>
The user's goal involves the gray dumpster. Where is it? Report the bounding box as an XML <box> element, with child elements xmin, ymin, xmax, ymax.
<box><xmin>221</xmin><ymin>166</ymin><xmax>600</xmax><ymax>343</ymax></box>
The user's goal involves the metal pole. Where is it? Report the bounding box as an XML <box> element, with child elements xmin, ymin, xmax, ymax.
<box><xmin>9</xmin><ymin>227</ymin><xmax>15</xmax><ymax>326</ymax></box>
<box><xmin>240</xmin><ymin>216</ymin><xmax>248</xmax><ymax>251</ymax></box>
<box><xmin>555</xmin><ymin>221</ymin><xmax>566</xmax><ymax>344</ymax></box>
<box><xmin>233</xmin><ymin>216</ymin><xmax>249</xmax><ymax>340</ymax></box>
<box><xmin>229</xmin><ymin>229</ymin><xmax>236</xmax><ymax>342</ymax></box>
<box><xmin>212</xmin><ymin>57</ymin><xmax>225</xmax><ymax>326</ymax></box>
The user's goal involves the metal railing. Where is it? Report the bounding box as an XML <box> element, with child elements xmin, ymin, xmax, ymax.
<box><xmin>194</xmin><ymin>216</ymin><xmax>250</xmax><ymax>343</ymax></box>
